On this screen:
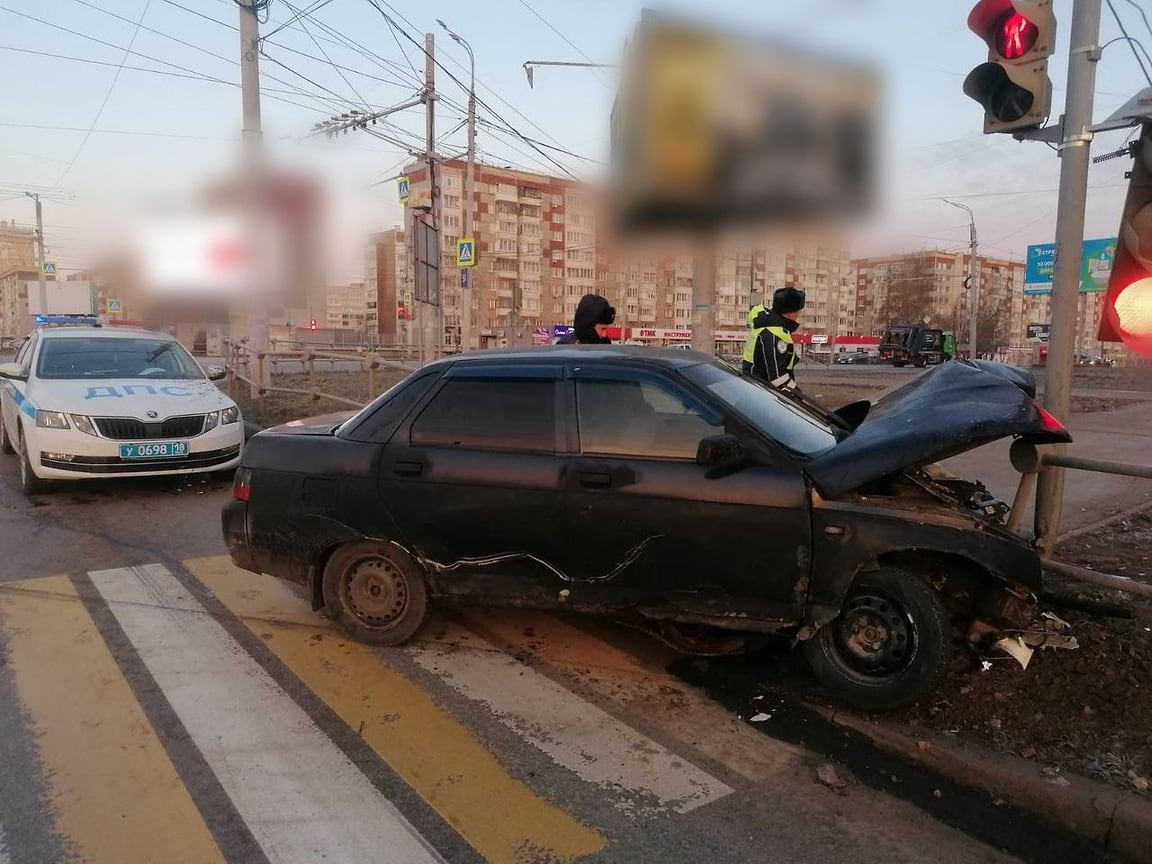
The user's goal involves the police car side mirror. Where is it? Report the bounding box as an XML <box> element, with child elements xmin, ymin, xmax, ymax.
<box><xmin>0</xmin><ymin>362</ymin><xmax>25</xmax><ymax>381</ymax></box>
<box><xmin>205</xmin><ymin>365</ymin><xmax>228</xmax><ymax>381</ymax></box>
<box><xmin>696</xmin><ymin>434</ymin><xmax>746</xmax><ymax>470</ymax></box>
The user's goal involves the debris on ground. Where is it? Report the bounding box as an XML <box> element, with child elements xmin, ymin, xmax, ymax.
<box><xmin>816</xmin><ymin>763</ymin><xmax>848</xmax><ymax>794</ymax></box>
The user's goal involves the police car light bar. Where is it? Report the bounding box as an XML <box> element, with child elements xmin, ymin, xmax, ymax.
<box><xmin>34</xmin><ymin>314</ymin><xmax>100</xmax><ymax>327</ymax></box>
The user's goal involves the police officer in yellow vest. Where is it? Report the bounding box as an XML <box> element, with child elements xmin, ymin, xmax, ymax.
<box><xmin>741</xmin><ymin>302</ymin><xmax>769</xmax><ymax>375</ymax></box>
<box><xmin>750</xmin><ymin>287</ymin><xmax>806</xmax><ymax>391</ymax></box>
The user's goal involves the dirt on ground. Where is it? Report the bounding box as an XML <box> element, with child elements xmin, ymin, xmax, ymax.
<box><xmin>225</xmin><ymin>369</ymin><xmax>409</xmax><ymax>428</ymax></box>
<box><xmin>894</xmin><ymin>511</ymin><xmax>1152</xmax><ymax>796</ymax></box>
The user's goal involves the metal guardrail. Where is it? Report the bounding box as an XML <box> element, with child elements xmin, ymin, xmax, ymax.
<box><xmin>221</xmin><ymin>340</ymin><xmax>412</xmax><ymax>410</ymax></box>
<box><xmin>1009</xmin><ymin>439</ymin><xmax>1152</xmax><ymax>598</ymax></box>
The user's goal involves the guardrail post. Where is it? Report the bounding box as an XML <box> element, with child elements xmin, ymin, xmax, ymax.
<box><xmin>1007</xmin><ymin>440</ymin><xmax>1042</xmax><ymax>535</ymax></box>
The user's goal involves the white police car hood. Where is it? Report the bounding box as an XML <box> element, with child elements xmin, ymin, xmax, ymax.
<box><xmin>36</xmin><ymin>377</ymin><xmax>234</xmax><ymax>419</ymax></box>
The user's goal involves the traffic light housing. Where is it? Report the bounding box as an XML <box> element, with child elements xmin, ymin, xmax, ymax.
<box><xmin>1099</xmin><ymin>124</ymin><xmax>1152</xmax><ymax>355</ymax></box>
<box><xmin>309</xmin><ymin>318</ymin><xmax>318</xmax><ymax>331</ymax></box>
<box><xmin>963</xmin><ymin>0</ymin><xmax>1056</xmax><ymax>134</ymax></box>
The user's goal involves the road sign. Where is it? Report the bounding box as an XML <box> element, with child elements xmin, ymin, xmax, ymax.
<box><xmin>1024</xmin><ymin>238</ymin><xmax>1117</xmax><ymax>295</ymax></box>
<box><xmin>107</xmin><ymin>299</ymin><xmax>122</xmax><ymax>313</ymax></box>
<box><xmin>397</xmin><ymin>175</ymin><xmax>410</xmax><ymax>204</ymax></box>
<box><xmin>456</xmin><ymin>238</ymin><xmax>476</xmax><ymax>268</ymax></box>
<box><xmin>41</xmin><ymin>261</ymin><xmax>57</xmax><ymax>278</ymax></box>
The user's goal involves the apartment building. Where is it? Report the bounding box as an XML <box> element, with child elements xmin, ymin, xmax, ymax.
<box><xmin>854</xmin><ymin>251</ymin><xmax>1025</xmax><ymax>349</ymax></box>
<box><xmin>397</xmin><ymin>159</ymin><xmax>855</xmax><ymax>349</ymax></box>
<box><xmin>0</xmin><ymin>221</ymin><xmax>35</xmax><ymax>275</ymax></box>
<box><xmin>325</xmin><ymin>281</ymin><xmax>370</xmax><ymax>331</ymax></box>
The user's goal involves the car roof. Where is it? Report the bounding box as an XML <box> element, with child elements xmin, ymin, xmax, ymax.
<box><xmin>35</xmin><ymin>326</ymin><xmax>175</xmax><ymax>341</ymax></box>
<box><xmin>426</xmin><ymin>345</ymin><xmax>708</xmax><ymax>370</ymax></box>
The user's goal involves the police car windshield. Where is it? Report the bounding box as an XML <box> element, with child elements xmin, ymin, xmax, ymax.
<box><xmin>681</xmin><ymin>362</ymin><xmax>837</xmax><ymax>457</ymax></box>
<box><xmin>36</xmin><ymin>337</ymin><xmax>206</xmax><ymax>380</ymax></box>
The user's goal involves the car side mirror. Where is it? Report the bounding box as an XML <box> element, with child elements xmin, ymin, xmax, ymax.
<box><xmin>205</xmin><ymin>365</ymin><xmax>228</xmax><ymax>381</ymax></box>
<box><xmin>696</xmin><ymin>434</ymin><xmax>746</xmax><ymax>470</ymax></box>
<box><xmin>0</xmin><ymin>362</ymin><xmax>25</xmax><ymax>381</ymax></box>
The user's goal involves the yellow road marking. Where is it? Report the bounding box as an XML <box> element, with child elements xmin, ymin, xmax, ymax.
<box><xmin>455</xmin><ymin>607</ymin><xmax>801</xmax><ymax>783</ymax></box>
<box><xmin>186</xmin><ymin>557</ymin><xmax>606</xmax><ymax>864</ymax></box>
<box><xmin>0</xmin><ymin>575</ymin><xmax>225</xmax><ymax>864</ymax></box>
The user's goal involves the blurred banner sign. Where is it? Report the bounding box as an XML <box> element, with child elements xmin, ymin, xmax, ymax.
<box><xmin>610</xmin><ymin>11</ymin><xmax>879</xmax><ymax>231</ymax></box>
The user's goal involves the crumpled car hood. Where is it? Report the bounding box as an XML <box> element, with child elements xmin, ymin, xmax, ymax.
<box><xmin>806</xmin><ymin>361</ymin><xmax>1071</xmax><ymax>498</ymax></box>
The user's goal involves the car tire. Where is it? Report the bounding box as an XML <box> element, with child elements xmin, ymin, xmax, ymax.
<box><xmin>321</xmin><ymin>541</ymin><xmax>428</xmax><ymax>646</ymax></box>
<box><xmin>0</xmin><ymin>412</ymin><xmax>13</xmax><ymax>455</ymax></box>
<box><xmin>17</xmin><ymin>427</ymin><xmax>50</xmax><ymax>496</ymax></box>
<box><xmin>803</xmin><ymin>565</ymin><xmax>950</xmax><ymax>711</ymax></box>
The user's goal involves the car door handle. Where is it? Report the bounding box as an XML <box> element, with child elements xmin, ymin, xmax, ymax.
<box><xmin>394</xmin><ymin>460</ymin><xmax>424</xmax><ymax>477</ymax></box>
<box><xmin>580</xmin><ymin>471</ymin><xmax>612</xmax><ymax>489</ymax></box>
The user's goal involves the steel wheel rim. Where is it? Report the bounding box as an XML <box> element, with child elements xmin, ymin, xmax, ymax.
<box><xmin>830</xmin><ymin>590</ymin><xmax>918</xmax><ymax>680</ymax></box>
<box><xmin>340</xmin><ymin>555</ymin><xmax>409</xmax><ymax>630</ymax></box>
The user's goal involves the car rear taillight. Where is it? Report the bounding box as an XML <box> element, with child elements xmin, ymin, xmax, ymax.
<box><xmin>233</xmin><ymin>467</ymin><xmax>252</xmax><ymax>502</ymax></box>
<box><xmin>1036</xmin><ymin>405</ymin><xmax>1068</xmax><ymax>437</ymax></box>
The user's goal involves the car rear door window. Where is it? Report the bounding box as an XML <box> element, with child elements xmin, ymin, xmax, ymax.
<box><xmin>576</xmin><ymin>377</ymin><xmax>723</xmax><ymax>460</ymax></box>
<box><xmin>411</xmin><ymin>379</ymin><xmax>558</xmax><ymax>452</ymax></box>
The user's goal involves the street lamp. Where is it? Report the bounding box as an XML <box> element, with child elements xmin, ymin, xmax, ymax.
<box><xmin>438</xmin><ymin>18</ymin><xmax>477</xmax><ymax>352</ymax></box>
<box><xmin>943</xmin><ymin>198</ymin><xmax>979</xmax><ymax>359</ymax></box>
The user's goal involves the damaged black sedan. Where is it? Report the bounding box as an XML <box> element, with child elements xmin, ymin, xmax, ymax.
<box><xmin>222</xmin><ymin>348</ymin><xmax>1071</xmax><ymax>710</ymax></box>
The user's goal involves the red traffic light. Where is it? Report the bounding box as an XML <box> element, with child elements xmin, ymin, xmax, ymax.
<box><xmin>995</xmin><ymin>10</ymin><xmax>1039</xmax><ymax>59</ymax></box>
<box><xmin>309</xmin><ymin>318</ymin><xmax>318</xmax><ymax>331</ymax></box>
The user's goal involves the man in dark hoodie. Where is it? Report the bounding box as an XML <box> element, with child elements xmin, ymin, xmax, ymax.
<box><xmin>750</xmin><ymin>287</ymin><xmax>806</xmax><ymax>391</ymax></box>
<box><xmin>557</xmin><ymin>294</ymin><xmax>616</xmax><ymax>344</ymax></box>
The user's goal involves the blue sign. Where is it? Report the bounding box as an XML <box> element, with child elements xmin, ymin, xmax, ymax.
<box><xmin>1024</xmin><ymin>238</ymin><xmax>1117</xmax><ymax>295</ymax></box>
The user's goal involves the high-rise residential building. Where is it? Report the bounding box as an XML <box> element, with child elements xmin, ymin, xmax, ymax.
<box><xmin>854</xmin><ymin>251</ymin><xmax>1025</xmax><ymax>351</ymax></box>
<box><xmin>396</xmin><ymin>159</ymin><xmax>855</xmax><ymax>349</ymax></box>
<box><xmin>365</xmin><ymin>229</ymin><xmax>410</xmax><ymax>342</ymax></box>
<box><xmin>325</xmin><ymin>281</ymin><xmax>369</xmax><ymax>331</ymax></box>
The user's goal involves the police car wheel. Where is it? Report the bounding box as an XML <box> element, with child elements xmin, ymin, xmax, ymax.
<box><xmin>0</xmin><ymin>412</ymin><xmax>13</xmax><ymax>455</ymax></box>
<box><xmin>17</xmin><ymin>427</ymin><xmax>50</xmax><ymax>495</ymax></box>
<box><xmin>321</xmin><ymin>541</ymin><xmax>428</xmax><ymax>646</ymax></box>
<box><xmin>803</xmin><ymin>565</ymin><xmax>950</xmax><ymax>711</ymax></box>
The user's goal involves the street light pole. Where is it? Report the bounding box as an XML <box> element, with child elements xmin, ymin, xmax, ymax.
<box><xmin>944</xmin><ymin>199</ymin><xmax>978</xmax><ymax>358</ymax></box>
<box><xmin>25</xmin><ymin>193</ymin><xmax>46</xmax><ymax>316</ymax></box>
<box><xmin>238</xmin><ymin>0</ymin><xmax>268</xmax><ymax>390</ymax></box>
<box><xmin>438</xmin><ymin>19</ymin><xmax>476</xmax><ymax>353</ymax></box>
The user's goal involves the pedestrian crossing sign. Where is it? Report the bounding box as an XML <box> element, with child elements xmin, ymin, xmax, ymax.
<box><xmin>397</xmin><ymin>175</ymin><xmax>410</xmax><ymax>204</ymax></box>
<box><xmin>456</xmin><ymin>238</ymin><xmax>476</xmax><ymax>268</ymax></box>
<box><xmin>41</xmin><ymin>261</ymin><xmax>57</xmax><ymax>278</ymax></box>
<box><xmin>107</xmin><ymin>299</ymin><xmax>122</xmax><ymax>313</ymax></box>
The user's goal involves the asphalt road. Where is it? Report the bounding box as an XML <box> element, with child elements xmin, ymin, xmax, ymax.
<box><xmin>9</xmin><ymin>456</ymin><xmax>1137</xmax><ymax>863</ymax></box>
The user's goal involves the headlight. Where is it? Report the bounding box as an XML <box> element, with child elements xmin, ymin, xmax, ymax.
<box><xmin>35</xmin><ymin>410</ymin><xmax>70</xmax><ymax>430</ymax></box>
<box><xmin>70</xmin><ymin>414</ymin><xmax>98</xmax><ymax>436</ymax></box>
<box><xmin>203</xmin><ymin>411</ymin><xmax>220</xmax><ymax>432</ymax></box>
<box><xmin>221</xmin><ymin>405</ymin><xmax>240</xmax><ymax>425</ymax></box>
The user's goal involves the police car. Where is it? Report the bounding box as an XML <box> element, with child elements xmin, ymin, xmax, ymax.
<box><xmin>0</xmin><ymin>323</ymin><xmax>243</xmax><ymax>495</ymax></box>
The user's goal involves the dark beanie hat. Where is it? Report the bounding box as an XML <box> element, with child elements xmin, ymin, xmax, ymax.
<box><xmin>772</xmin><ymin>287</ymin><xmax>806</xmax><ymax>315</ymax></box>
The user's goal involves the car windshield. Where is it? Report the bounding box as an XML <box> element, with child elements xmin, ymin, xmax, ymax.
<box><xmin>36</xmin><ymin>337</ymin><xmax>207</xmax><ymax>380</ymax></box>
<box><xmin>681</xmin><ymin>362</ymin><xmax>838</xmax><ymax>457</ymax></box>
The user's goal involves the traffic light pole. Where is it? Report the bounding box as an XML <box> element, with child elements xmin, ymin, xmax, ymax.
<box><xmin>1034</xmin><ymin>0</ymin><xmax>1102</xmax><ymax>553</ymax></box>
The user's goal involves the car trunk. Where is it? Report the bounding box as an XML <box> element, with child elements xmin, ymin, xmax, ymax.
<box><xmin>805</xmin><ymin>361</ymin><xmax>1070</xmax><ymax>499</ymax></box>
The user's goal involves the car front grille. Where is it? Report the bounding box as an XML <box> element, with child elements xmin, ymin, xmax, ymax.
<box><xmin>93</xmin><ymin>415</ymin><xmax>206</xmax><ymax>440</ymax></box>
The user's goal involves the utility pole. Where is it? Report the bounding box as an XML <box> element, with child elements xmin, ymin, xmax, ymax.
<box><xmin>25</xmin><ymin>193</ymin><xmax>46</xmax><ymax>315</ymax></box>
<box><xmin>424</xmin><ymin>31</ymin><xmax>440</xmax><ymax>363</ymax></box>
<box><xmin>438</xmin><ymin>20</ymin><xmax>476</xmax><ymax>354</ymax></box>
<box><xmin>1035</xmin><ymin>0</ymin><xmax>1102</xmax><ymax>551</ymax></box>
<box><xmin>238</xmin><ymin>0</ymin><xmax>267</xmax><ymax>388</ymax></box>
<box><xmin>691</xmin><ymin>238</ymin><xmax>717</xmax><ymax>354</ymax></box>
<box><xmin>944</xmin><ymin>198</ymin><xmax>978</xmax><ymax>357</ymax></box>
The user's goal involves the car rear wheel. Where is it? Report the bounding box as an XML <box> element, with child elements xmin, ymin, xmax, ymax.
<box><xmin>0</xmin><ymin>412</ymin><xmax>13</xmax><ymax>454</ymax></box>
<box><xmin>321</xmin><ymin>541</ymin><xmax>428</xmax><ymax>646</ymax></box>
<box><xmin>17</xmin><ymin>427</ymin><xmax>50</xmax><ymax>495</ymax></box>
<box><xmin>803</xmin><ymin>565</ymin><xmax>950</xmax><ymax>711</ymax></box>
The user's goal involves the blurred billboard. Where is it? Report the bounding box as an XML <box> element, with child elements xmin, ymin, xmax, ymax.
<box><xmin>610</xmin><ymin>10</ymin><xmax>880</xmax><ymax>232</ymax></box>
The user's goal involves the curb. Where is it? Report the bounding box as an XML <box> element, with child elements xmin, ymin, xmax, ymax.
<box><xmin>820</xmin><ymin>708</ymin><xmax>1152</xmax><ymax>863</ymax></box>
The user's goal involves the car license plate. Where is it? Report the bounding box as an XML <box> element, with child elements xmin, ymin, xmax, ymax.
<box><xmin>120</xmin><ymin>441</ymin><xmax>189</xmax><ymax>459</ymax></box>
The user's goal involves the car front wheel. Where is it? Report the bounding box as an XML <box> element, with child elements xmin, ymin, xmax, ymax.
<box><xmin>17</xmin><ymin>427</ymin><xmax>50</xmax><ymax>495</ymax></box>
<box><xmin>0</xmin><ymin>412</ymin><xmax>13</xmax><ymax>454</ymax></box>
<box><xmin>321</xmin><ymin>541</ymin><xmax>428</xmax><ymax>646</ymax></box>
<box><xmin>803</xmin><ymin>565</ymin><xmax>950</xmax><ymax>711</ymax></box>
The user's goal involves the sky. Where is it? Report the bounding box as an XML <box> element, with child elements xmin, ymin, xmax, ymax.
<box><xmin>0</xmin><ymin>0</ymin><xmax>1147</xmax><ymax>282</ymax></box>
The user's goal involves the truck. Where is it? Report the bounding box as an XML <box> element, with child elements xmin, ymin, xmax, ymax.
<box><xmin>879</xmin><ymin>324</ymin><xmax>951</xmax><ymax>367</ymax></box>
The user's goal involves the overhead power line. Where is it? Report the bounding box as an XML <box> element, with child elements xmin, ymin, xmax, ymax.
<box><xmin>1105</xmin><ymin>0</ymin><xmax>1152</xmax><ymax>86</ymax></box>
